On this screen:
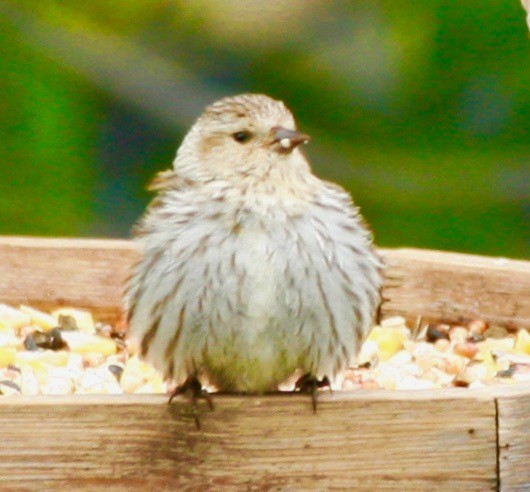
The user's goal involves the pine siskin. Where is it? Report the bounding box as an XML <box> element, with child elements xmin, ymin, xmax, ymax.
<box><xmin>126</xmin><ymin>94</ymin><xmax>383</xmax><ymax>407</ymax></box>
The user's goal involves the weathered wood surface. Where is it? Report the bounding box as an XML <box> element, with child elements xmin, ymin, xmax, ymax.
<box><xmin>0</xmin><ymin>236</ymin><xmax>138</xmax><ymax>323</ymax></box>
<box><xmin>0</xmin><ymin>236</ymin><xmax>529</xmax><ymax>329</ymax></box>
<box><xmin>497</xmin><ymin>391</ymin><xmax>530</xmax><ymax>491</ymax></box>
<box><xmin>381</xmin><ymin>248</ymin><xmax>530</xmax><ymax>330</ymax></box>
<box><xmin>0</xmin><ymin>392</ymin><xmax>498</xmax><ymax>491</ymax></box>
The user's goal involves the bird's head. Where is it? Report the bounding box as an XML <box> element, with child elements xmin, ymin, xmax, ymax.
<box><xmin>174</xmin><ymin>94</ymin><xmax>311</xmax><ymax>184</ymax></box>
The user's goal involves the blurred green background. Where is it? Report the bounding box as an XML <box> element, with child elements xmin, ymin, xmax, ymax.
<box><xmin>0</xmin><ymin>1</ymin><xmax>528</xmax><ymax>258</ymax></box>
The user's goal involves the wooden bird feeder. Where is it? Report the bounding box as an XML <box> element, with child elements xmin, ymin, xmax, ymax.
<box><xmin>0</xmin><ymin>236</ymin><xmax>529</xmax><ymax>490</ymax></box>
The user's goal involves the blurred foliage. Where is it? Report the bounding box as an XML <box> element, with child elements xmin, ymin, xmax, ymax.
<box><xmin>0</xmin><ymin>0</ymin><xmax>528</xmax><ymax>257</ymax></box>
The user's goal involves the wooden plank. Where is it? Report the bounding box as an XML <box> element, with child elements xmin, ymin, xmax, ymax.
<box><xmin>497</xmin><ymin>392</ymin><xmax>530</xmax><ymax>491</ymax></box>
<box><xmin>0</xmin><ymin>237</ymin><xmax>529</xmax><ymax>329</ymax></box>
<box><xmin>0</xmin><ymin>393</ymin><xmax>498</xmax><ymax>491</ymax></box>
<box><xmin>380</xmin><ymin>248</ymin><xmax>530</xmax><ymax>330</ymax></box>
<box><xmin>0</xmin><ymin>236</ymin><xmax>139</xmax><ymax>323</ymax></box>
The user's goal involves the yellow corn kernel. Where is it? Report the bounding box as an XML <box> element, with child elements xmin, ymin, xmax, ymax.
<box><xmin>0</xmin><ymin>347</ymin><xmax>16</xmax><ymax>367</ymax></box>
<box><xmin>0</xmin><ymin>322</ymin><xmax>16</xmax><ymax>335</ymax></box>
<box><xmin>61</xmin><ymin>332</ymin><xmax>117</xmax><ymax>357</ymax></box>
<box><xmin>19</xmin><ymin>305</ymin><xmax>57</xmax><ymax>331</ymax></box>
<box><xmin>515</xmin><ymin>329</ymin><xmax>530</xmax><ymax>355</ymax></box>
<box><xmin>475</xmin><ymin>346</ymin><xmax>496</xmax><ymax>366</ymax></box>
<box><xmin>120</xmin><ymin>356</ymin><xmax>163</xmax><ymax>393</ymax></box>
<box><xmin>477</xmin><ymin>337</ymin><xmax>515</xmax><ymax>356</ymax></box>
<box><xmin>15</xmin><ymin>350</ymin><xmax>70</xmax><ymax>371</ymax></box>
<box><xmin>0</xmin><ymin>304</ymin><xmax>31</xmax><ymax>331</ymax></box>
<box><xmin>367</xmin><ymin>326</ymin><xmax>410</xmax><ymax>361</ymax></box>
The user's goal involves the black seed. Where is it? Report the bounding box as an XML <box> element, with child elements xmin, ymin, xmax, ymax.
<box><xmin>47</xmin><ymin>328</ymin><xmax>68</xmax><ymax>350</ymax></box>
<box><xmin>426</xmin><ymin>326</ymin><xmax>450</xmax><ymax>343</ymax></box>
<box><xmin>24</xmin><ymin>331</ymin><xmax>47</xmax><ymax>351</ymax></box>
<box><xmin>23</xmin><ymin>328</ymin><xmax>67</xmax><ymax>351</ymax></box>
<box><xmin>108</xmin><ymin>364</ymin><xmax>124</xmax><ymax>381</ymax></box>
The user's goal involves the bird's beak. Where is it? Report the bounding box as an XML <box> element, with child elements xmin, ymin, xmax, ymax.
<box><xmin>272</xmin><ymin>126</ymin><xmax>310</xmax><ymax>152</ymax></box>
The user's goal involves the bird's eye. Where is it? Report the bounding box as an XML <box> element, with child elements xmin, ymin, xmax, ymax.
<box><xmin>232</xmin><ymin>131</ymin><xmax>252</xmax><ymax>143</ymax></box>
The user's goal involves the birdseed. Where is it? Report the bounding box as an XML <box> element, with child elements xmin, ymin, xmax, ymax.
<box><xmin>0</xmin><ymin>303</ymin><xmax>528</xmax><ymax>396</ymax></box>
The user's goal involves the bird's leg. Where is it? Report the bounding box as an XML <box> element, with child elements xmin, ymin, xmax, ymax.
<box><xmin>295</xmin><ymin>373</ymin><xmax>332</xmax><ymax>413</ymax></box>
<box><xmin>168</xmin><ymin>375</ymin><xmax>214</xmax><ymax>429</ymax></box>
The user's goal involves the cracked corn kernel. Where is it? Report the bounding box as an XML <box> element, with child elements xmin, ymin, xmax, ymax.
<box><xmin>515</xmin><ymin>329</ymin><xmax>530</xmax><ymax>355</ymax></box>
<box><xmin>0</xmin><ymin>347</ymin><xmax>16</xmax><ymax>367</ymax></box>
<box><xmin>367</xmin><ymin>325</ymin><xmax>410</xmax><ymax>361</ymax></box>
<box><xmin>0</xmin><ymin>304</ymin><xmax>31</xmax><ymax>331</ymax></box>
<box><xmin>19</xmin><ymin>305</ymin><xmax>57</xmax><ymax>331</ymax></box>
<box><xmin>60</xmin><ymin>332</ymin><xmax>117</xmax><ymax>357</ymax></box>
<box><xmin>15</xmin><ymin>350</ymin><xmax>70</xmax><ymax>371</ymax></box>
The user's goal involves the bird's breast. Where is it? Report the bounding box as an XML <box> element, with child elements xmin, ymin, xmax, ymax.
<box><xmin>231</xmin><ymin>226</ymin><xmax>286</xmax><ymax>320</ymax></box>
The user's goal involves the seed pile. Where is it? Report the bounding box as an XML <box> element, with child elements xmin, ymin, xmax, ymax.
<box><xmin>0</xmin><ymin>304</ymin><xmax>529</xmax><ymax>396</ymax></box>
<box><xmin>0</xmin><ymin>304</ymin><xmax>165</xmax><ymax>396</ymax></box>
<box><xmin>342</xmin><ymin>316</ymin><xmax>530</xmax><ymax>390</ymax></box>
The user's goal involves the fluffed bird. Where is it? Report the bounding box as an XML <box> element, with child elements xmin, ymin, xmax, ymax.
<box><xmin>126</xmin><ymin>94</ymin><xmax>383</xmax><ymax>421</ymax></box>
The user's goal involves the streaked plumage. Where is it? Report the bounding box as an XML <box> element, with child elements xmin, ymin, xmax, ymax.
<box><xmin>126</xmin><ymin>94</ymin><xmax>382</xmax><ymax>393</ymax></box>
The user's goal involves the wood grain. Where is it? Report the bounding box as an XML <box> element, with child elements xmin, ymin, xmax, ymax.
<box><xmin>497</xmin><ymin>391</ymin><xmax>530</xmax><ymax>491</ymax></box>
<box><xmin>0</xmin><ymin>237</ymin><xmax>529</xmax><ymax>329</ymax></box>
<box><xmin>0</xmin><ymin>236</ymin><xmax>139</xmax><ymax>323</ymax></box>
<box><xmin>0</xmin><ymin>393</ymin><xmax>498</xmax><ymax>491</ymax></box>
<box><xmin>380</xmin><ymin>248</ymin><xmax>530</xmax><ymax>330</ymax></box>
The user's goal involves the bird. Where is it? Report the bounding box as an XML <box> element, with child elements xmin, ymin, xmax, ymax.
<box><xmin>126</xmin><ymin>93</ymin><xmax>383</xmax><ymax>422</ymax></box>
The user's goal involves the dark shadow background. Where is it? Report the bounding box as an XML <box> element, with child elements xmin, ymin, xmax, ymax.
<box><xmin>0</xmin><ymin>1</ymin><xmax>528</xmax><ymax>258</ymax></box>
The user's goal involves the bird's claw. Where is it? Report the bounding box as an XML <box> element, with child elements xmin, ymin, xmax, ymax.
<box><xmin>295</xmin><ymin>373</ymin><xmax>332</xmax><ymax>413</ymax></box>
<box><xmin>168</xmin><ymin>375</ymin><xmax>214</xmax><ymax>429</ymax></box>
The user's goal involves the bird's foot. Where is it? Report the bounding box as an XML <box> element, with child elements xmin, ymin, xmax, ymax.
<box><xmin>168</xmin><ymin>375</ymin><xmax>214</xmax><ymax>429</ymax></box>
<box><xmin>295</xmin><ymin>373</ymin><xmax>332</xmax><ymax>413</ymax></box>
